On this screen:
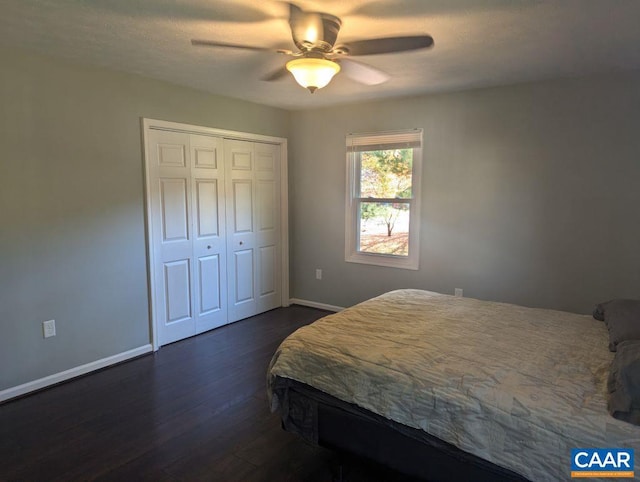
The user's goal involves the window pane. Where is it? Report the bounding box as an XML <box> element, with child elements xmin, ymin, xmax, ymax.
<box><xmin>358</xmin><ymin>202</ymin><xmax>410</xmax><ymax>256</ymax></box>
<box><xmin>359</xmin><ymin>149</ymin><xmax>413</xmax><ymax>199</ymax></box>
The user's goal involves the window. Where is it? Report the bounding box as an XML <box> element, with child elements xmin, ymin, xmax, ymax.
<box><xmin>345</xmin><ymin>129</ymin><xmax>422</xmax><ymax>270</ymax></box>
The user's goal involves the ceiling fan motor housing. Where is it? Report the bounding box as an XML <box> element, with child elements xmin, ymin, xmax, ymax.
<box><xmin>290</xmin><ymin>10</ymin><xmax>342</xmax><ymax>53</ymax></box>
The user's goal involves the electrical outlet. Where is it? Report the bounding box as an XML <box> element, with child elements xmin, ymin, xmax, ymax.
<box><xmin>454</xmin><ymin>288</ymin><xmax>463</xmax><ymax>297</ymax></box>
<box><xmin>315</xmin><ymin>269</ymin><xmax>322</xmax><ymax>280</ymax></box>
<box><xmin>43</xmin><ymin>319</ymin><xmax>56</xmax><ymax>338</ymax></box>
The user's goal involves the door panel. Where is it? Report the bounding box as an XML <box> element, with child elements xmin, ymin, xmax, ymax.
<box><xmin>232</xmin><ymin>180</ymin><xmax>253</xmax><ymax>233</ymax></box>
<box><xmin>148</xmin><ymin>130</ymin><xmax>197</xmax><ymax>346</ymax></box>
<box><xmin>234</xmin><ymin>249</ymin><xmax>254</xmax><ymax>303</ymax></box>
<box><xmin>256</xmin><ymin>149</ymin><xmax>275</xmax><ymax>171</ymax></box>
<box><xmin>163</xmin><ymin>259</ymin><xmax>192</xmax><ymax>323</ymax></box>
<box><xmin>191</xmin><ymin>134</ymin><xmax>227</xmax><ymax>334</ymax></box>
<box><xmin>254</xmin><ymin>143</ymin><xmax>281</xmax><ymax>313</ymax></box>
<box><xmin>230</xmin><ymin>149</ymin><xmax>252</xmax><ymax>170</ymax></box>
<box><xmin>193</xmin><ymin>144</ymin><xmax>217</xmax><ymax>169</ymax></box>
<box><xmin>160</xmin><ymin>179</ymin><xmax>189</xmax><ymax>242</ymax></box>
<box><xmin>257</xmin><ymin>180</ymin><xmax>275</xmax><ymax>231</ymax></box>
<box><xmin>158</xmin><ymin>143</ymin><xmax>186</xmax><ymax>167</ymax></box>
<box><xmin>259</xmin><ymin>245</ymin><xmax>276</xmax><ymax>296</ymax></box>
<box><xmin>195</xmin><ymin>180</ymin><xmax>219</xmax><ymax>238</ymax></box>
<box><xmin>225</xmin><ymin>140</ymin><xmax>257</xmax><ymax>322</ymax></box>
<box><xmin>198</xmin><ymin>255</ymin><xmax>221</xmax><ymax>315</ymax></box>
<box><xmin>225</xmin><ymin>139</ymin><xmax>281</xmax><ymax>321</ymax></box>
<box><xmin>228</xmin><ymin>247</ymin><xmax>255</xmax><ymax>321</ymax></box>
<box><xmin>149</xmin><ymin>130</ymin><xmax>228</xmax><ymax>345</ymax></box>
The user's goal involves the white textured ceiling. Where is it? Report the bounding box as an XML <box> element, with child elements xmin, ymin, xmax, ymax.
<box><xmin>1</xmin><ymin>0</ymin><xmax>640</xmax><ymax>110</ymax></box>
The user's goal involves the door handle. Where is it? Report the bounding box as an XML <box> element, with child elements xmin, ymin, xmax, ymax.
<box><xmin>207</xmin><ymin>245</ymin><xmax>212</xmax><ymax>249</ymax></box>
<box><xmin>239</xmin><ymin>241</ymin><xmax>244</xmax><ymax>245</ymax></box>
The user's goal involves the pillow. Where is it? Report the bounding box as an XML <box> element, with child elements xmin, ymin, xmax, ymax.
<box><xmin>592</xmin><ymin>301</ymin><xmax>609</xmax><ymax>321</ymax></box>
<box><xmin>595</xmin><ymin>299</ymin><xmax>640</xmax><ymax>351</ymax></box>
<box><xmin>608</xmin><ymin>340</ymin><xmax>640</xmax><ymax>425</ymax></box>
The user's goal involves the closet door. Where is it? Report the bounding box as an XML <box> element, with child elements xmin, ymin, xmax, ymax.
<box><xmin>148</xmin><ymin>130</ymin><xmax>196</xmax><ymax>346</ymax></box>
<box><xmin>148</xmin><ymin>130</ymin><xmax>226</xmax><ymax>346</ymax></box>
<box><xmin>254</xmin><ymin>143</ymin><xmax>281</xmax><ymax>313</ymax></box>
<box><xmin>224</xmin><ymin>139</ymin><xmax>281</xmax><ymax>322</ymax></box>
<box><xmin>190</xmin><ymin>135</ymin><xmax>227</xmax><ymax>334</ymax></box>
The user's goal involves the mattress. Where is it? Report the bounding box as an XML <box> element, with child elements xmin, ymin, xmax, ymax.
<box><xmin>268</xmin><ymin>289</ymin><xmax>640</xmax><ymax>481</ymax></box>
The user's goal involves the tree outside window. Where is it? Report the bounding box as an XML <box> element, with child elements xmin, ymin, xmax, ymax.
<box><xmin>358</xmin><ymin>149</ymin><xmax>413</xmax><ymax>255</ymax></box>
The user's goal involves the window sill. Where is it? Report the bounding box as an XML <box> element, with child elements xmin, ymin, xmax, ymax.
<box><xmin>345</xmin><ymin>251</ymin><xmax>419</xmax><ymax>270</ymax></box>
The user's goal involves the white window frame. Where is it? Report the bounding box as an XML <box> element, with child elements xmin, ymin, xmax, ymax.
<box><xmin>345</xmin><ymin>129</ymin><xmax>422</xmax><ymax>270</ymax></box>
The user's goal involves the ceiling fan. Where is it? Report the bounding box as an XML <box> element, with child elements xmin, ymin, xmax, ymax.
<box><xmin>191</xmin><ymin>3</ymin><xmax>434</xmax><ymax>93</ymax></box>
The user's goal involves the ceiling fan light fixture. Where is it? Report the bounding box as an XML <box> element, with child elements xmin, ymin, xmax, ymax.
<box><xmin>286</xmin><ymin>58</ymin><xmax>340</xmax><ymax>93</ymax></box>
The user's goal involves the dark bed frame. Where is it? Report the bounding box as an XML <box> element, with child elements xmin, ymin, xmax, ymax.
<box><xmin>272</xmin><ymin>377</ymin><xmax>529</xmax><ymax>482</ymax></box>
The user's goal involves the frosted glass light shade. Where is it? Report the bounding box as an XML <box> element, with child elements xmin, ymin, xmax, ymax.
<box><xmin>286</xmin><ymin>58</ymin><xmax>340</xmax><ymax>93</ymax></box>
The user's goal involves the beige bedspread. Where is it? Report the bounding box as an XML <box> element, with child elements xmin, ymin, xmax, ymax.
<box><xmin>268</xmin><ymin>289</ymin><xmax>640</xmax><ymax>481</ymax></box>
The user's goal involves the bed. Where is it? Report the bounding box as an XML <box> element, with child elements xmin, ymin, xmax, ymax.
<box><xmin>267</xmin><ymin>289</ymin><xmax>640</xmax><ymax>481</ymax></box>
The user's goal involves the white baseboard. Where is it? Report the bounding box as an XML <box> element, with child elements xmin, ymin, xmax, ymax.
<box><xmin>0</xmin><ymin>344</ymin><xmax>153</xmax><ymax>403</ymax></box>
<box><xmin>289</xmin><ymin>298</ymin><xmax>345</xmax><ymax>312</ymax></box>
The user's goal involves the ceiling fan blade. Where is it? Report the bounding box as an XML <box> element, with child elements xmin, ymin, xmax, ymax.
<box><xmin>336</xmin><ymin>35</ymin><xmax>434</xmax><ymax>56</ymax></box>
<box><xmin>261</xmin><ymin>67</ymin><xmax>290</xmax><ymax>82</ymax></box>
<box><xmin>191</xmin><ymin>39</ymin><xmax>293</xmax><ymax>55</ymax></box>
<box><xmin>338</xmin><ymin>59</ymin><xmax>390</xmax><ymax>86</ymax></box>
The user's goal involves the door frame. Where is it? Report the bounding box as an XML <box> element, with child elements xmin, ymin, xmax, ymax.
<box><xmin>141</xmin><ymin>118</ymin><xmax>289</xmax><ymax>351</ymax></box>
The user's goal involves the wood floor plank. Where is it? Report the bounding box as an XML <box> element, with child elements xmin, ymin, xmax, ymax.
<box><xmin>0</xmin><ymin>305</ymin><xmax>421</xmax><ymax>481</ymax></box>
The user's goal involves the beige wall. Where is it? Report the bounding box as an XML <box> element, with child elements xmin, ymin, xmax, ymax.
<box><xmin>3</xmin><ymin>43</ymin><xmax>639</xmax><ymax>394</ymax></box>
<box><xmin>0</xmin><ymin>46</ymin><xmax>290</xmax><ymax>391</ymax></box>
<box><xmin>288</xmin><ymin>73</ymin><xmax>640</xmax><ymax>313</ymax></box>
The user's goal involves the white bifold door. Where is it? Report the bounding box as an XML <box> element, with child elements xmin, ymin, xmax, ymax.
<box><xmin>225</xmin><ymin>140</ymin><xmax>282</xmax><ymax>323</ymax></box>
<box><xmin>147</xmin><ymin>129</ymin><xmax>281</xmax><ymax>346</ymax></box>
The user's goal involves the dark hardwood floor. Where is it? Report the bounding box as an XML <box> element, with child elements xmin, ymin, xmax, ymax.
<box><xmin>0</xmin><ymin>305</ymin><xmax>421</xmax><ymax>482</ymax></box>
